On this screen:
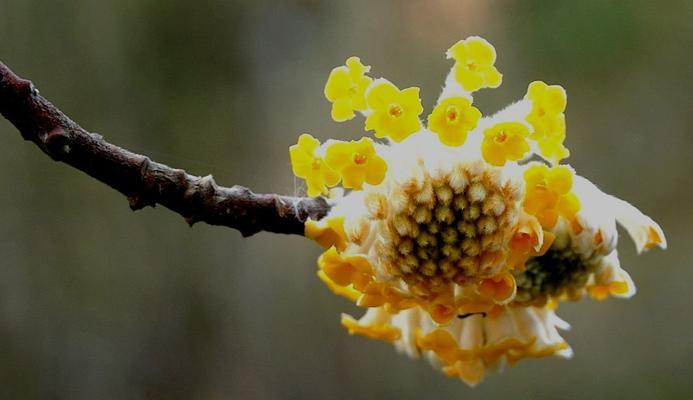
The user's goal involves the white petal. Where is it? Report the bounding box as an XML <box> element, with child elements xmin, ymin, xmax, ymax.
<box><xmin>607</xmin><ymin>194</ymin><xmax>667</xmax><ymax>254</ymax></box>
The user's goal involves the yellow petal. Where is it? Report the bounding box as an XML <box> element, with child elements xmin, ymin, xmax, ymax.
<box><xmin>466</xmin><ymin>36</ymin><xmax>497</xmax><ymax>65</ymax></box>
<box><xmin>399</xmin><ymin>87</ymin><xmax>424</xmax><ymax>114</ymax></box>
<box><xmin>289</xmin><ymin>133</ymin><xmax>321</xmax><ymax>179</ymax></box>
<box><xmin>365</xmin><ymin>155</ymin><xmax>388</xmax><ymax>185</ymax></box>
<box><xmin>462</xmin><ymin>106</ymin><xmax>483</xmax><ymax>128</ymax></box>
<box><xmin>366</xmin><ymin>80</ymin><xmax>398</xmax><ymax>110</ymax></box>
<box><xmin>547</xmin><ymin>166</ymin><xmax>573</xmax><ymax>195</ymax></box>
<box><xmin>331</xmin><ymin>98</ymin><xmax>355</xmax><ymax>122</ymax></box>
<box><xmin>345</xmin><ymin>56</ymin><xmax>369</xmax><ymax>78</ymax></box>
<box><xmin>325</xmin><ymin>141</ymin><xmax>353</xmax><ymax>170</ymax></box>
<box><xmin>538</xmin><ymin>139</ymin><xmax>570</xmax><ymax>163</ymax></box>
<box><xmin>318</xmin><ymin>247</ymin><xmax>354</xmax><ymax>286</ymax></box>
<box><xmin>297</xmin><ymin>133</ymin><xmax>320</xmax><ymax>152</ymax></box>
<box><xmin>447</xmin><ymin>39</ymin><xmax>469</xmax><ymax>61</ymax></box>
<box><xmin>544</xmin><ymin>85</ymin><xmax>567</xmax><ymax>113</ymax></box>
<box><xmin>524</xmin><ymin>164</ymin><xmax>550</xmax><ymax>185</ymax></box>
<box><xmin>479</xmin><ymin>65</ymin><xmax>502</xmax><ymax>88</ymax></box>
<box><xmin>289</xmin><ymin>148</ymin><xmax>312</xmax><ymax>177</ymax></box>
<box><xmin>454</xmin><ymin>66</ymin><xmax>484</xmax><ymax>92</ymax></box>
<box><xmin>305</xmin><ymin>216</ymin><xmax>347</xmax><ymax>250</ymax></box>
<box><xmin>317</xmin><ymin>271</ymin><xmax>360</xmax><ymax>302</ymax></box>
<box><xmin>527</xmin><ymin>81</ymin><xmax>548</xmax><ymax>101</ymax></box>
<box><xmin>353</xmin><ymin>77</ymin><xmax>372</xmax><ymax>110</ymax></box>
<box><xmin>481</xmin><ymin>141</ymin><xmax>505</xmax><ymax>166</ymax></box>
<box><xmin>324</xmin><ymin>68</ymin><xmax>350</xmax><ymax>101</ymax></box>
<box><xmin>341</xmin><ymin>313</ymin><xmax>401</xmax><ymax>342</ymax></box>
<box><xmin>353</xmin><ymin>137</ymin><xmax>375</xmax><ymax>156</ymax></box>
<box><xmin>506</xmin><ymin>134</ymin><xmax>530</xmax><ymax>160</ymax></box>
<box><xmin>305</xmin><ymin>175</ymin><xmax>327</xmax><ymax>197</ymax></box>
<box><xmin>322</xmin><ymin>166</ymin><xmax>341</xmax><ymax>187</ymax></box>
<box><xmin>342</xmin><ymin>165</ymin><xmax>367</xmax><ymax>189</ymax></box>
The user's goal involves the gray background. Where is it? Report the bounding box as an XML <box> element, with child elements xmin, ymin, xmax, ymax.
<box><xmin>0</xmin><ymin>1</ymin><xmax>691</xmax><ymax>399</ymax></box>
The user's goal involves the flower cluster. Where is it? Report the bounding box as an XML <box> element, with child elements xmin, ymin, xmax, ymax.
<box><xmin>289</xmin><ymin>36</ymin><xmax>666</xmax><ymax>386</ymax></box>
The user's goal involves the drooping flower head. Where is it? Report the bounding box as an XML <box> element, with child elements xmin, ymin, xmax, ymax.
<box><xmin>290</xmin><ymin>37</ymin><xmax>666</xmax><ymax>386</ymax></box>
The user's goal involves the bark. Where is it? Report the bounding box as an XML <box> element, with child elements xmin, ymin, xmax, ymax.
<box><xmin>0</xmin><ymin>61</ymin><xmax>330</xmax><ymax>237</ymax></box>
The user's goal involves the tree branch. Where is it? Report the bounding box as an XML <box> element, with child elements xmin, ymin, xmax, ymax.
<box><xmin>0</xmin><ymin>61</ymin><xmax>330</xmax><ymax>237</ymax></box>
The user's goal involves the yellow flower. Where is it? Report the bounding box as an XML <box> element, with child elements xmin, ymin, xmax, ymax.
<box><xmin>305</xmin><ymin>215</ymin><xmax>347</xmax><ymax>250</ymax></box>
<box><xmin>427</xmin><ymin>97</ymin><xmax>482</xmax><ymax>146</ymax></box>
<box><xmin>341</xmin><ymin>313</ymin><xmax>401</xmax><ymax>342</ymax></box>
<box><xmin>523</xmin><ymin>164</ymin><xmax>580</xmax><ymax>230</ymax></box>
<box><xmin>526</xmin><ymin>81</ymin><xmax>566</xmax><ymax>131</ymax></box>
<box><xmin>325</xmin><ymin>137</ymin><xmax>388</xmax><ymax>190</ymax></box>
<box><xmin>478</xmin><ymin>273</ymin><xmax>517</xmax><ymax>304</ymax></box>
<box><xmin>318</xmin><ymin>246</ymin><xmax>374</xmax><ymax>290</ymax></box>
<box><xmin>525</xmin><ymin>81</ymin><xmax>569</xmax><ymax>163</ymax></box>
<box><xmin>364</xmin><ymin>80</ymin><xmax>423</xmax><ymax>142</ymax></box>
<box><xmin>289</xmin><ymin>133</ymin><xmax>340</xmax><ymax>197</ymax></box>
<box><xmin>447</xmin><ymin>36</ymin><xmax>503</xmax><ymax>92</ymax></box>
<box><xmin>481</xmin><ymin>122</ymin><xmax>531</xmax><ymax>166</ymax></box>
<box><xmin>324</xmin><ymin>57</ymin><xmax>373</xmax><ymax>122</ymax></box>
<box><xmin>538</xmin><ymin>137</ymin><xmax>570</xmax><ymax>163</ymax></box>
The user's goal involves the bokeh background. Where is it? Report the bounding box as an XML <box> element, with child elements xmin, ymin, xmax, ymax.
<box><xmin>1</xmin><ymin>1</ymin><xmax>691</xmax><ymax>399</ymax></box>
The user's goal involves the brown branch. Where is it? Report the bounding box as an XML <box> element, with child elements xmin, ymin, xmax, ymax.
<box><xmin>0</xmin><ymin>61</ymin><xmax>330</xmax><ymax>237</ymax></box>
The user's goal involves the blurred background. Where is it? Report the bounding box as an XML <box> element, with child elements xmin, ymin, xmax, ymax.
<box><xmin>0</xmin><ymin>0</ymin><xmax>691</xmax><ymax>399</ymax></box>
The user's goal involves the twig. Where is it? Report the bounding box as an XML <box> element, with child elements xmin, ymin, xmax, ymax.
<box><xmin>0</xmin><ymin>61</ymin><xmax>330</xmax><ymax>237</ymax></box>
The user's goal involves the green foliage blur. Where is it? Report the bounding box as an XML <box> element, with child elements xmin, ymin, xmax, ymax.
<box><xmin>0</xmin><ymin>1</ymin><xmax>691</xmax><ymax>399</ymax></box>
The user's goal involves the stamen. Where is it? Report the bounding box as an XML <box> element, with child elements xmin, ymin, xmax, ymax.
<box><xmin>378</xmin><ymin>164</ymin><xmax>519</xmax><ymax>296</ymax></box>
<box><xmin>513</xmin><ymin>249</ymin><xmax>597</xmax><ymax>305</ymax></box>
<box><xmin>311</xmin><ymin>158</ymin><xmax>322</xmax><ymax>170</ymax></box>
<box><xmin>353</xmin><ymin>153</ymin><xmax>368</xmax><ymax>165</ymax></box>
<box><xmin>388</xmin><ymin>103</ymin><xmax>404</xmax><ymax>118</ymax></box>
<box><xmin>445</xmin><ymin>105</ymin><xmax>459</xmax><ymax>123</ymax></box>
<box><xmin>494</xmin><ymin>131</ymin><xmax>508</xmax><ymax>143</ymax></box>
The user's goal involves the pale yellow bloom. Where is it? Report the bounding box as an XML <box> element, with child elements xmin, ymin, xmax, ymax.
<box><xmin>325</xmin><ymin>137</ymin><xmax>388</xmax><ymax>190</ymax></box>
<box><xmin>523</xmin><ymin>164</ymin><xmax>580</xmax><ymax>230</ymax></box>
<box><xmin>481</xmin><ymin>122</ymin><xmax>531</xmax><ymax>166</ymax></box>
<box><xmin>324</xmin><ymin>57</ymin><xmax>372</xmax><ymax>122</ymax></box>
<box><xmin>525</xmin><ymin>81</ymin><xmax>569</xmax><ymax>163</ymax></box>
<box><xmin>447</xmin><ymin>36</ymin><xmax>503</xmax><ymax>92</ymax></box>
<box><xmin>289</xmin><ymin>133</ymin><xmax>340</xmax><ymax>197</ymax></box>
<box><xmin>364</xmin><ymin>80</ymin><xmax>423</xmax><ymax>142</ymax></box>
<box><xmin>427</xmin><ymin>97</ymin><xmax>481</xmax><ymax>147</ymax></box>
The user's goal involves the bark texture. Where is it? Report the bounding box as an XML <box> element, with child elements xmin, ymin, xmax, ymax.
<box><xmin>0</xmin><ymin>62</ymin><xmax>330</xmax><ymax>237</ymax></box>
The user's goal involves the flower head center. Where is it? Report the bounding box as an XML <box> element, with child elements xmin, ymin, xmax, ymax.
<box><xmin>466</xmin><ymin>62</ymin><xmax>477</xmax><ymax>71</ymax></box>
<box><xmin>513</xmin><ymin>249</ymin><xmax>597</xmax><ymax>306</ymax></box>
<box><xmin>388</xmin><ymin>103</ymin><xmax>404</xmax><ymax>118</ymax></box>
<box><xmin>375</xmin><ymin>163</ymin><xmax>520</xmax><ymax>296</ymax></box>
<box><xmin>494</xmin><ymin>131</ymin><xmax>508</xmax><ymax>143</ymax></box>
<box><xmin>534</xmin><ymin>180</ymin><xmax>548</xmax><ymax>191</ymax></box>
<box><xmin>311</xmin><ymin>158</ymin><xmax>323</xmax><ymax>170</ymax></box>
<box><xmin>353</xmin><ymin>153</ymin><xmax>368</xmax><ymax>165</ymax></box>
<box><xmin>445</xmin><ymin>105</ymin><xmax>460</xmax><ymax>123</ymax></box>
